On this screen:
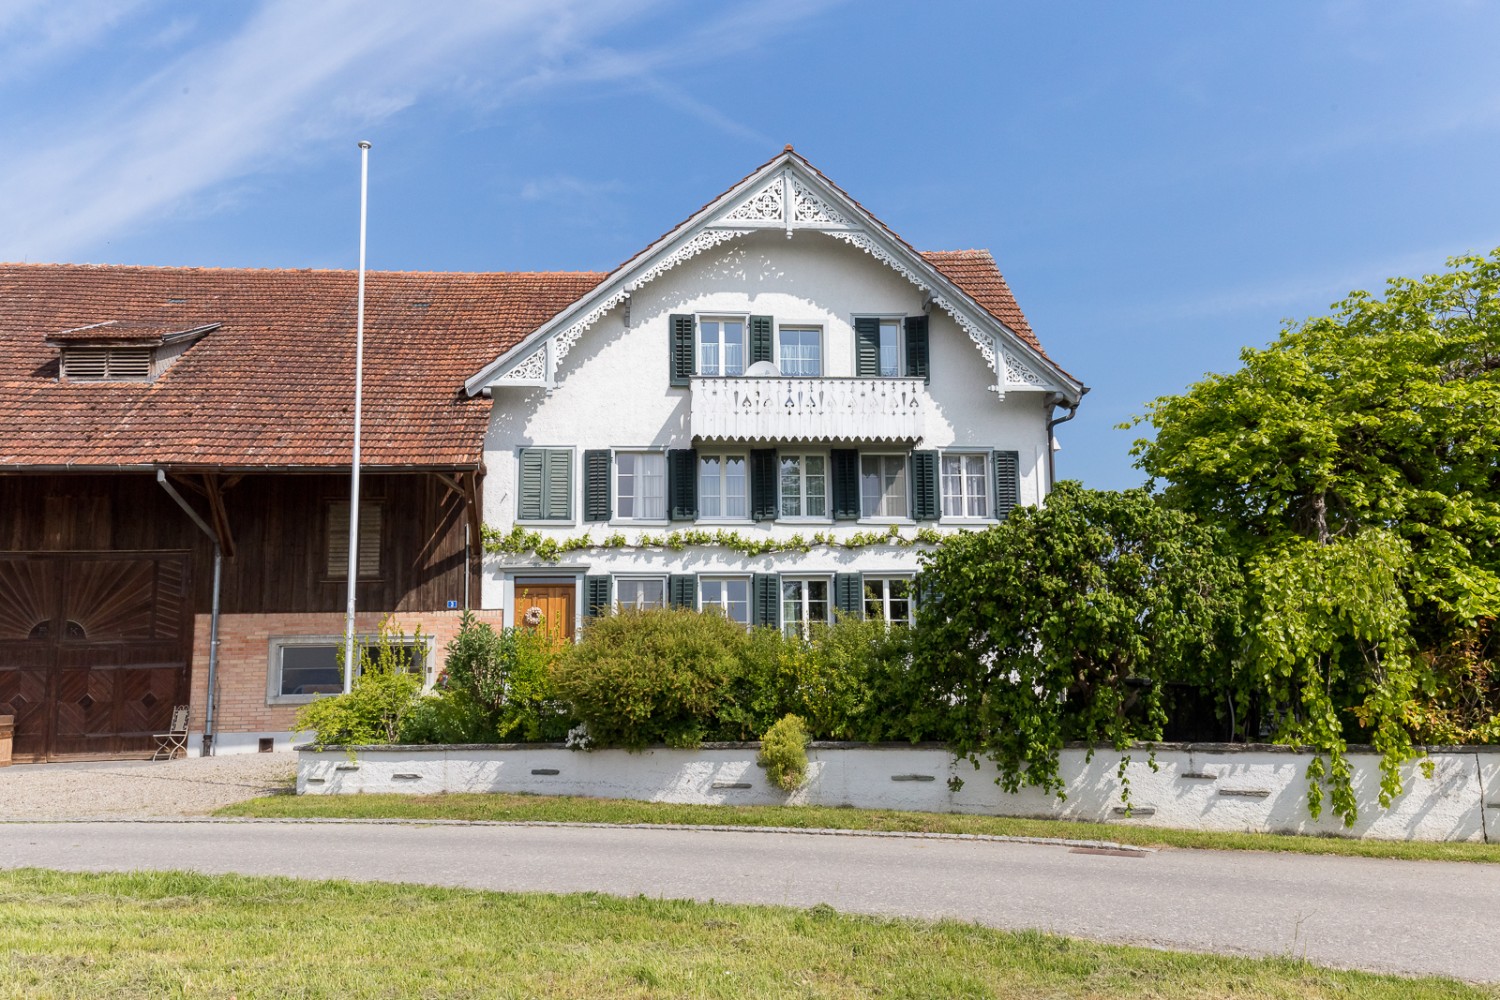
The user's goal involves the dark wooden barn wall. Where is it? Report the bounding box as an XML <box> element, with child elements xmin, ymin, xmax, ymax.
<box><xmin>0</xmin><ymin>473</ymin><xmax>478</xmax><ymax>615</ymax></box>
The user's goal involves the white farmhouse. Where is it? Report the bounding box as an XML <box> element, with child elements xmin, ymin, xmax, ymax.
<box><xmin>467</xmin><ymin>148</ymin><xmax>1086</xmax><ymax>637</ymax></box>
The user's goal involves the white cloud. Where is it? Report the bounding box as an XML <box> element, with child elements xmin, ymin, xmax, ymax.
<box><xmin>0</xmin><ymin>0</ymin><xmax>835</xmax><ymax>262</ymax></box>
<box><xmin>519</xmin><ymin>176</ymin><xmax>627</xmax><ymax>203</ymax></box>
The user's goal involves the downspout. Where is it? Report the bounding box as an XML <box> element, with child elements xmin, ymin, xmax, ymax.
<box><xmin>1045</xmin><ymin>389</ymin><xmax>1085</xmax><ymax>491</ymax></box>
<box><xmin>157</xmin><ymin>469</ymin><xmax>222</xmax><ymax>757</ymax></box>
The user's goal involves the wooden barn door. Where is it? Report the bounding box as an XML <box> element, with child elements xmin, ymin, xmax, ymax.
<box><xmin>0</xmin><ymin>552</ymin><xmax>193</xmax><ymax>761</ymax></box>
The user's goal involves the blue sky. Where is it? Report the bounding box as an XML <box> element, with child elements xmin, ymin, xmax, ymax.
<box><xmin>4</xmin><ymin>1</ymin><xmax>1498</xmax><ymax>489</ymax></box>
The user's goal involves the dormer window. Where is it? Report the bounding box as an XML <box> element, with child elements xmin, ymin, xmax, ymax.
<box><xmin>45</xmin><ymin>320</ymin><xmax>219</xmax><ymax>383</ymax></box>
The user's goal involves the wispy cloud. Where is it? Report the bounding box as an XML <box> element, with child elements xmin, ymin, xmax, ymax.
<box><xmin>0</xmin><ymin>0</ymin><xmax>154</xmax><ymax>85</ymax></box>
<box><xmin>519</xmin><ymin>176</ymin><xmax>626</xmax><ymax>203</ymax></box>
<box><xmin>1128</xmin><ymin>241</ymin><xmax>1500</xmax><ymax>326</ymax></box>
<box><xmin>0</xmin><ymin>0</ymin><xmax>836</xmax><ymax>262</ymax></box>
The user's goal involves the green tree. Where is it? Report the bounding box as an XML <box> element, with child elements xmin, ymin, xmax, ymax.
<box><xmin>1132</xmin><ymin>249</ymin><xmax>1500</xmax><ymax>821</ymax></box>
<box><xmin>913</xmin><ymin>483</ymin><xmax>1242</xmax><ymax>800</ymax></box>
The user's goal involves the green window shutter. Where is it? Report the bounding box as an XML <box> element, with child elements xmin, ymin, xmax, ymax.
<box><xmin>854</xmin><ymin>317</ymin><xmax>881</xmax><ymax>377</ymax></box>
<box><xmin>830</xmin><ymin>448</ymin><xmax>860</xmax><ymax>520</ymax></box>
<box><xmin>911</xmin><ymin>450</ymin><xmax>939</xmax><ymax>521</ymax></box>
<box><xmin>583</xmin><ymin>449</ymin><xmax>611</xmax><ymax>522</ymax></box>
<box><xmin>750</xmin><ymin>448</ymin><xmax>778</xmax><ymax>521</ymax></box>
<box><xmin>749</xmin><ymin>315</ymin><xmax>774</xmax><ymax>366</ymax></box>
<box><xmin>518</xmin><ymin>449</ymin><xmax>545</xmax><ymax>521</ymax></box>
<box><xmin>904</xmin><ymin>315</ymin><xmax>929</xmax><ymax>382</ymax></box>
<box><xmin>834</xmin><ymin>573</ymin><xmax>863</xmax><ymax>619</ymax></box>
<box><xmin>667</xmin><ymin>448</ymin><xmax>698</xmax><ymax>520</ymax></box>
<box><xmin>752</xmin><ymin>574</ymin><xmax>779</xmax><ymax>629</ymax></box>
<box><xmin>669</xmin><ymin>574</ymin><xmax>696</xmax><ymax>609</ymax></box>
<box><xmin>670</xmin><ymin>314</ymin><xmax>695</xmax><ymax>386</ymax></box>
<box><xmin>543</xmin><ymin>450</ymin><xmax>572</xmax><ymax>521</ymax></box>
<box><xmin>993</xmin><ymin>450</ymin><xmax>1020</xmax><ymax>521</ymax></box>
<box><xmin>584</xmin><ymin>575</ymin><xmax>611</xmax><ymax>618</ymax></box>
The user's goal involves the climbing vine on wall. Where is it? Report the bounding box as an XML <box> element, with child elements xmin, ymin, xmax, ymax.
<box><xmin>482</xmin><ymin>523</ymin><xmax>947</xmax><ymax>562</ymax></box>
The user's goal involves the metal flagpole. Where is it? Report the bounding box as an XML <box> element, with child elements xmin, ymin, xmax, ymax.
<box><xmin>343</xmin><ymin>140</ymin><xmax>372</xmax><ymax>692</ymax></box>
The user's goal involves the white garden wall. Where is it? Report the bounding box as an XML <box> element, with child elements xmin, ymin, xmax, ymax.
<box><xmin>298</xmin><ymin>742</ymin><xmax>1500</xmax><ymax>843</ymax></box>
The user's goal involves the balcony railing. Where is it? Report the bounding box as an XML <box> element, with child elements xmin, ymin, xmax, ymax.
<box><xmin>689</xmin><ymin>376</ymin><xmax>926</xmax><ymax>443</ymax></box>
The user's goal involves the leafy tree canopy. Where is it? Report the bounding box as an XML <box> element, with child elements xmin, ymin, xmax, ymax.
<box><xmin>913</xmin><ymin>483</ymin><xmax>1242</xmax><ymax>799</ymax></box>
<box><xmin>1131</xmin><ymin>250</ymin><xmax>1500</xmax><ymax>820</ymax></box>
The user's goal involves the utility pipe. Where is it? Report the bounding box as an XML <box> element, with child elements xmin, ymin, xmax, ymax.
<box><xmin>157</xmin><ymin>469</ymin><xmax>221</xmax><ymax>757</ymax></box>
<box><xmin>1044</xmin><ymin>390</ymin><xmax>1085</xmax><ymax>492</ymax></box>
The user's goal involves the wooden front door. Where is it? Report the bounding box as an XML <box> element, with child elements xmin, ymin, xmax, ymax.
<box><xmin>0</xmin><ymin>552</ymin><xmax>193</xmax><ymax>761</ymax></box>
<box><xmin>514</xmin><ymin>581</ymin><xmax>576</xmax><ymax>643</ymax></box>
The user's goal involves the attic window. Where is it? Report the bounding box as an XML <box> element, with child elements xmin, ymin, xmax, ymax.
<box><xmin>166</xmin><ymin>297</ymin><xmax>188</xmax><ymax>304</ymax></box>
<box><xmin>62</xmin><ymin>346</ymin><xmax>153</xmax><ymax>381</ymax></box>
<box><xmin>410</xmin><ymin>301</ymin><xmax>431</xmax><ymax>309</ymax></box>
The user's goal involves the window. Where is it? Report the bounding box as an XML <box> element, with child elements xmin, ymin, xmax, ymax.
<box><xmin>699</xmin><ymin>454</ymin><xmax>748</xmax><ymax>519</ymax></box>
<box><xmin>778</xmin><ymin>326</ymin><xmax>822</xmax><ymax>376</ymax></box>
<box><xmin>267</xmin><ymin>635</ymin><xmax>428</xmax><ymax>705</ymax></box>
<box><xmin>941</xmin><ymin>454</ymin><xmax>990</xmax><ymax>518</ymax></box>
<box><xmin>698</xmin><ymin>317</ymin><xmax>745</xmax><ymax>376</ymax></box>
<box><xmin>615</xmin><ymin>577</ymin><xmax>666</xmax><ymax>611</ymax></box>
<box><xmin>864</xmin><ymin>577</ymin><xmax>915</xmax><ymax>625</ymax></box>
<box><xmin>616</xmin><ymin>452</ymin><xmax>666</xmax><ymax>521</ymax></box>
<box><xmin>327</xmin><ymin>500</ymin><xmax>382</xmax><ymax>578</ymax></box>
<box><xmin>518</xmin><ymin>448</ymin><xmax>572</xmax><ymax>522</ymax></box>
<box><xmin>700</xmin><ymin>577</ymin><xmax>751</xmax><ymax>626</ymax></box>
<box><xmin>876</xmin><ymin>319</ymin><xmax>900</xmax><ymax>377</ymax></box>
<box><xmin>860</xmin><ymin>454</ymin><xmax>909</xmax><ymax>519</ymax></box>
<box><xmin>781</xmin><ymin>578</ymin><xmax>830</xmax><ymax>637</ymax></box>
<box><xmin>779</xmin><ymin>454</ymin><xmax>827</xmax><ymax>518</ymax></box>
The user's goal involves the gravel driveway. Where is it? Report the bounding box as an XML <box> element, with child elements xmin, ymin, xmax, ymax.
<box><xmin>0</xmin><ymin>754</ymin><xmax>295</xmax><ymax>820</ymax></box>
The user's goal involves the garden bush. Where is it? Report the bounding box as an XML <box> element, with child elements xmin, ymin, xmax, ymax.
<box><xmin>440</xmin><ymin>611</ymin><xmax>570</xmax><ymax>742</ymax></box>
<box><xmin>553</xmin><ymin>607</ymin><xmax>745</xmax><ymax>748</ymax></box>
<box><xmin>758</xmin><ymin>714</ymin><xmax>810</xmax><ymax>791</ymax></box>
<box><xmin>295</xmin><ymin>619</ymin><xmax>427</xmax><ymax>745</ymax></box>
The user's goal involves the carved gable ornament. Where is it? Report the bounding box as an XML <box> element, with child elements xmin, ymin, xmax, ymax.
<box><xmin>470</xmin><ymin>154</ymin><xmax>1072</xmax><ymax>399</ymax></box>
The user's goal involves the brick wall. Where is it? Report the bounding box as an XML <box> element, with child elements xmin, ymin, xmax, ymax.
<box><xmin>188</xmin><ymin>609</ymin><xmax>506</xmax><ymax>737</ymax></box>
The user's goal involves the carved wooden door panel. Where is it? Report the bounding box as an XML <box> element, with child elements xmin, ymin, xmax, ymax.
<box><xmin>514</xmin><ymin>582</ymin><xmax>576</xmax><ymax>643</ymax></box>
<box><xmin>0</xmin><ymin>555</ymin><xmax>60</xmax><ymax>760</ymax></box>
<box><xmin>0</xmin><ymin>552</ymin><xmax>192</xmax><ymax>760</ymax></box>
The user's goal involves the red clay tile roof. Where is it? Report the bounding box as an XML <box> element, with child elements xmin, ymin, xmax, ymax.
<box><xmin>920</xmin><ymin>250</ymin><xmax>1047</xmax><ymax>359</ymax></box>
<box><xmin>0</xmin><ymin>264</ymin><xmax>603</xmax><ymax>470</ymax></box>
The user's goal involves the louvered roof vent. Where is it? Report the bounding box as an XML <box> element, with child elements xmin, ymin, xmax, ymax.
<box><xmin>45</xmin><ymin>320</ymin><xmax>220</xmax><ymax>382</ymax></box>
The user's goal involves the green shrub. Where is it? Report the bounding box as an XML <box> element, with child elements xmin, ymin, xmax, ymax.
<box><xmin>759</xmin><ymin>714</ymin><xmax>810</xmax><ymax>792</ymax></box>
<box><xmin>553</xmin><ymin>607</ymin><xmax>745</xmax><ymax>748</ymax></box>
<box><xmin>442</xmin><ymin>611</ymin><xmax>570</xmax><ymax>742</ymax></box>
<box><xmin>398</xmin><ymin>689</ymin><xmax>499</xmax><ymax>744</ymax></box>
<box><xmin>295</xmin><ymin>619</ymin><xmax>426</xmax><ymax>746</ymax></box>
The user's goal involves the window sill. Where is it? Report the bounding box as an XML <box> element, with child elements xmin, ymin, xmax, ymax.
<box><xmin>776</xmin><ymin>517</ymin><xmax>834</xmax><ymax>525</ymax></box>
<box><xmin>515</xmin><ymin>520</ymin><xmax>577</xmax><ymax>528</ymax></box>
<box><xmin>939</xmin><ymin>517</ymin><xmax>994</xmax><ymax>526</ymax></box>
<box><xmin>857</xmin><ymin>518</ymin><xmax>915</xmax><ymax>527</ymax></box>
<box><xmin>696</xmin><ymin>518</ymin><xmax>756</xmax><ymax>526</ymax></box>
<box><xmin>611</xmin><ymin>519</ymin><xmax>671</xmax><ymax>528</ymax></box>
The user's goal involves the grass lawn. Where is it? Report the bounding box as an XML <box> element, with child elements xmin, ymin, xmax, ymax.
<box><xmin>0</xmin><ymin>868</ymin><xmax>1491</xmax><ymax>999</ymax></box>
<box><xmin>218</xmin><ymin>791</ymin><xmax>1500</xmax><ymax>864</ymax></box>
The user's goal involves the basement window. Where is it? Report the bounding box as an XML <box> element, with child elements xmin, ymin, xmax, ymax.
<box><xmin>267</xmin><ymin>634</ymin><xmax>431</xmax><ymax>705</ymax></box>
<box><xmin>61</xmin><ymin>346</ymin><xmax>153</xmax><ymax>381</ymax></box>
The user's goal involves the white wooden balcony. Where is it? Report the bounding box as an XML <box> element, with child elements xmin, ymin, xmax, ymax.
<box><xmin>689</xmin><ymin>376</ymin><xmax>926</xmax><ymax>443</ymax></box>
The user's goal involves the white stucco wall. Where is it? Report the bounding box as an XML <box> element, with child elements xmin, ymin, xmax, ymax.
<box><xmin>298</xmin><ymin>743</ymin><xmax>1500</xmax><ymax>843</ymax></box>
<box><xmin>480</xmin><ymin>230</ymin><xmax>1055</xmax><ymax>614</ymax></box>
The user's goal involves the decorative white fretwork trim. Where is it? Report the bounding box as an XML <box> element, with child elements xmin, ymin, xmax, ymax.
<box><xmin>824</xmin><ymin>231</ymin><xmax>930</xmax><ymax>293</ymax></box>
<box><xmin>493</xmin><ymin>346</ymin><xmax>548</xmax><ymax>385</ymax></box>
<box><xmin>628</xmin><ymin>228</ymin><xmax>752</xmax><ymax>293</ymax></box>
<box><xmin>723</xmin><ymin>180</ymin><xmax>784</xmax><ymax>222</ymax></box>
<box><xmin>553</xmin><ymin>288</ymin><xmax>629</xmax><ymax>367</ymax></box>
<box><xmin>791</xmin><ymin>176</ymin><xmax>853</xmax><ymax>226</ymax></box>
<box><xmin>1002</xmin><ymin>349</ymin><xmax>1047</xmax><ymax>388</ymax></box>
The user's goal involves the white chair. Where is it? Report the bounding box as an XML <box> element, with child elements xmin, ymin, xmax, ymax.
<box><xmin>151</xmin><ymin>705</ymin><xmax>190</xmax><ymax>761</ymax></box>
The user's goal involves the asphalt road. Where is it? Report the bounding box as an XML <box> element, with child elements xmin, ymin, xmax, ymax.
<box><xmin>0</xmin><ymin>820</ymin><xmax>1495</xmax><ymax>983</ymax></box>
